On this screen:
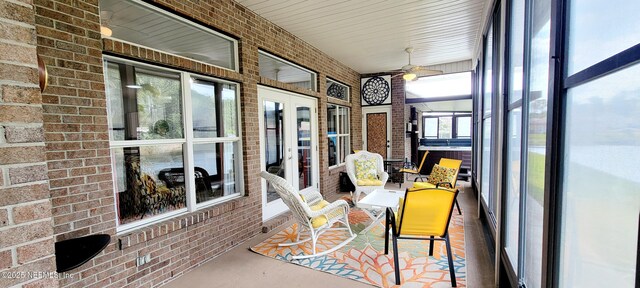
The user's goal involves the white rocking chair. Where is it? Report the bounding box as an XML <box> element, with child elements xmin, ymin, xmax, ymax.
<box><xmin>260</xmin><ymin>171</ymin><xmax>356</xmax><ymax>259</ymax></box>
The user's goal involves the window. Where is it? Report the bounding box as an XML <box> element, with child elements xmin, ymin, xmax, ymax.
<box><xmin>327</xmin><ymin>104</ymin><xmax>350</xmax><ymax>167</ymax></box>
<box><xmin>422</xmin><ymin>112</ymin><xmax>471</xmax><ymax>139</ymax></box>
<box><xmin>557</xmin><ymin>1</ymin><xmax>640</xmax><ymax>286</ymax></box>
<box><xmin>405</xmin><ymin>72</ymin><xmax>472</xmax><ymax>99</ymax></box>
<box><xmin>326</xmin><ymin>78</ymin><xmax>350</xmax><ymax>101</ymax></box>
<box><xmin>104</xmin><ymin>57</ymin><xmax>243</xmax><ymax>232</ymax></box>
<box><xmin>100</xmin><ymin>0</ymin><xmax>238</xmax><ymax>71</ymax></box>
<box><xmin>259</xmin><ymin>51</ymin><xmax>317</xmax><ymax>91</ymax></box>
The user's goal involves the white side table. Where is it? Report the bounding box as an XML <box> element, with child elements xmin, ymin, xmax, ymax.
<box><xmin>356</xmin><ymin>189</ymin><xmax>404</xmax><ymax>234</ymax></box>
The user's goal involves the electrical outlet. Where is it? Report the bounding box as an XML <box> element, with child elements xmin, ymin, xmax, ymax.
<box><xmin>136</xmin><ymin>254</ymin><xmax>151</xmax><ymax>266</ymax></box>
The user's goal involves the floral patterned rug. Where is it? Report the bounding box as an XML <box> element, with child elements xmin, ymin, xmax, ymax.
<box><xmin>250</xmin><ymin>209</ymin><xmax>466</xmax><ymax>287</ymax></box>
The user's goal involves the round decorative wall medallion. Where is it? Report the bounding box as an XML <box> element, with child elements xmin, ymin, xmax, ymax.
<box><xmin>362</xmin><ymin>76</ymin><xmax>389</xmax><ymax>105</ymax></box>
<box><xmin>327</xmin><ymin>83</ymin><xmax>345</xmax><ymax>100</ymax></box>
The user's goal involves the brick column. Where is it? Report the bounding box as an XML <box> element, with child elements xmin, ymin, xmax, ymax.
<box><xmin>0</xmin><ymin>1</ymin><xmax>57</xmax><ymax>287</ymax></box>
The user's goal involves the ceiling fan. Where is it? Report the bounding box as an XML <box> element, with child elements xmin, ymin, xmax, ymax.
<box><xmin>392</xmin><ymin>47</ymin><xmax>443</xmax><ymax>81</ymax></box>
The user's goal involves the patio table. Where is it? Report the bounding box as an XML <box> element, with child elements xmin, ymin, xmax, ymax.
<box><xmin>356</xmin><ymin>189</ymin><xmax>404</xmax><ymax>234</ymax></box>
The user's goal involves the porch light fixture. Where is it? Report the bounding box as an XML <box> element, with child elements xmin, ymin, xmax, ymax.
<box><xmin>100</xmin><ymin>26</ymin><xmax>113</xmax><ymax>37</ymax></box>
<box><xmin>100</xmin><ymin>10</ymin><xmax>113</xmax><ymax>37</ymax></box>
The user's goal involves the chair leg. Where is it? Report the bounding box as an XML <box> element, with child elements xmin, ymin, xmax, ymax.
<box><xmin>455</xmin><ymin>199</ymin><xmax>462</xmax><ymax>215</ymax></box>
<box><xmin>428</xmin><ymin>236</ymin><xmax>434</xmax><ymax>256</ymax></box>
<box><xmin>384</xmin><ymin>209</ymin><xmax>389</xmax><ymax>254</ymax></box>
<box><xmin>392</xmin><ymin>233</ymin><xmax>400</xmax><ymax>285</ymax></box>
<box><xmin>444</xmin><ymin>233</ymin><xmax>457</xmax><ymax>287</ymax></box>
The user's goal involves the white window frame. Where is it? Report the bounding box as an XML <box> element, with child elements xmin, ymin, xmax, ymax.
<box><xmin>104</xmin><ymin>56</ymin><xmax>244</xmax><ymax>234</ymax></box>
<box><xmin>258</xmin><ymin>50</ymin><xmax>317</xmax><ymax>91</ymax></box>
<box><xmin>102</xmin><ymin>0</ymin><xmax>239</xmax><ymax>72</ymax></box>
<box><xmin>327</xmin><ymin>104</ymin><xmax>351</xmax><ymax>168</ymax></box>
<box><xmin>326</xmin><ymin>78</ymin><xmax>350</xmax><ymax>102</ymax></box>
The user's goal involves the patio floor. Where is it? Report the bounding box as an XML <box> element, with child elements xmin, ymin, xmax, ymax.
<box><xmin>161</xmin><ymin>180</ymin><xmax>494</xmax><ymax>288</ymax></box>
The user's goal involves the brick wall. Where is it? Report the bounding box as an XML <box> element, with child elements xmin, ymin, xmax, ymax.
<box><xmin>26</xmin><ymin>0</ymin><xmax>362</xmax><ymax>287</ymax></box>
<box><xmin>0</xmin><ymin>0</ymin><xmax>57</xmax><ymax>287</ymax></box>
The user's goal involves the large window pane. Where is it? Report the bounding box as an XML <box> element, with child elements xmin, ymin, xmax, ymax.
<box><xmin>264</xmin><ymin>100</ymin><xmax>285</xmax><ymax>203</ymax></box>
<box><xmin>423</xmin><ymin>118</ymin><xmax>438</xmax><ymax>139</ymax></box>
<box><xmin>524</xmin><ymin>0</ymin><xmax>551</xmax><ymax>286</ymax></box>
<box><xmin>567</xmin><ymin>1</ymin><xmax>640</xmax><ymax>75</ymax></box>
<box><xmin>191</xmin><ymin>79</ymin><xmax>238</xmax><ymax>138</ymax></box>
<box><xmin>558</xmin><ymin>63</ymin><xmax>640</xmax><ymax>287</ymax></box>
<box><xmin>438</xmin><ymin>116</ymin><xmax>453</xmax><ymax>139</ymax></box>
<box><xmin>456</xmin><ymin>116</ymin><xmax>471</xmax><ymax>138</ymax></box>
<box><xmin>100</xmin><ymin>0</ymin><xmax>237</xmax><ymax>70</ymax></box>
<box><xmin>297</xmin><ymin>107</ymin><xmax>313</xmax><ymax>190</ymax></box>
<box><xmin>327</xmin><ymin>105</ymin><xmax>350</xmax><ymax>167</ymax></box>
<box><xmin>483</xmin><ymin>25</ymin><xmax>493</xmax><ymax>115</ymax></box>
<box><xmin>193</xmin><ymin>142</ymin><xmax>239</xmax><ymax>203</ymax></box>
<box><xmin>405</xmin><ymin>72</ymin><xmax>472</xmax><ymax>99</ymax></box>
<box><xmin>505</xmin><ymin>108</ymin><xmax>522</xmax><ymax>267</ymax></box>
<box><xmin>509</xmin><ymin>0</ymin><xmax>525</xmax><ymax>104</ymax></box>
<box><xmin>259</xmin><ymin>51</ymin><xmax>317</xmax><ymax>91</ymax></box>
<box><xmin>113</xmin><ymin>144</ymin><xmax>186</xmax><ymax>225</ymax></box>
<box><xmin>481</xmin><ymin>118</ymin><xmax>491</xmax><ymax>203</ymax></box>
<box><xmin>105</xmin><ymin>60</ymin><xmax>183</xmax><ymax>141</ymax></box>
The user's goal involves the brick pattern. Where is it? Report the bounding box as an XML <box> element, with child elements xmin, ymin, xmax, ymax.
<box><xmin>28</xmin><ymin>0</ymin><xmax>362</xmax><ymax>287</ymax></box>
<box><xmin>0</xmin><ymin>1</ymin><xmax>56</xmax><ymax>287</ymax></box>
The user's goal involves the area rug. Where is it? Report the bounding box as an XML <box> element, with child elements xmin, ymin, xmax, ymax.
<box><xmin>250</xmin><ymin>209</ymin><xmax>466</xmax><ymax>287</ymax></box>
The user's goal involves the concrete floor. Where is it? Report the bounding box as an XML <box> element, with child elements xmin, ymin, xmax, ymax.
<box><xmin>162</xmin><ymin>180</ymin><xmax>495</xmax><ymax>288</ymax></box>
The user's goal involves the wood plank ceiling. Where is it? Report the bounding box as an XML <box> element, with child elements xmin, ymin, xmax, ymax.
<box><xmin>236</xmin><ymin>0</ymin><xmax>492</xmax><ymax>74</ymax></box>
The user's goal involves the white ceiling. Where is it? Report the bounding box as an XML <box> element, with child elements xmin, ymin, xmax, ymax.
<box><xmin>236</xmin><ymin>0</ymin><xmax>492</xmax><ymax>74</ymax></box>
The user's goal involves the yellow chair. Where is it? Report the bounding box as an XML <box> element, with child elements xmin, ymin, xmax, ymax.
<box><xmin>384</xmin><ymin>187</ymin><xmax>459</xmax><ymax>286</ymax></box>
<box><xmin>412</xmin><ymin>158</ymin><xmax>463</xmax><ymax>214</ymax></box>
<box><xmin>398</xmin><ymin>150</ymin><xmax>429</xmax><ymax>182</ymax></box>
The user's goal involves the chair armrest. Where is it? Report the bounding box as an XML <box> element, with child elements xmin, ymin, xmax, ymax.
<box><xmin>436</xmin><ymin>182</ymin><xmax>456</xmax><ymax>191</ymax></box>
<box><xmin>379</xmin><ymin>171</ymin><xmax>389</xmax><ymax>184</ymax></box>
<box><xmin>307</xmin><ymin>199</ymin><xmax>350</xmax><ymax>218</ymax></box>
<box><xmin>299</xmin><ymin>189</ymin><xmax>323</xmax><ymax>205</ymax></box>
<box><xmin>436</xmin><ymin>182</ymin><xmax>453</xmax><ymax>189</ymax></box>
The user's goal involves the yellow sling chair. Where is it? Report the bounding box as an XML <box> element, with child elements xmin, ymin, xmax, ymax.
<box><xmin>385</xmin><ymin>187</ymin><xmax>459</xmax><ymax>286</ymax></box>
<box><xmin>412</xmin><ymin>158</ymin><xmax>463</xmax><ymax>215</ymax></box>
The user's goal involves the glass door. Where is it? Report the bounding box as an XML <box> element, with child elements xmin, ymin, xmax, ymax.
<box><xmin>258</xmin><ymin>86</ymin><xmax>318</xmax><ymax>221</ymax></box>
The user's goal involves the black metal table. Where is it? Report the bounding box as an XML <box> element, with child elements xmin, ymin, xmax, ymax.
<box><xmin>384</xmin><ymin>158</ymin><xmax>405</xmax><ymax>187</ymax></box>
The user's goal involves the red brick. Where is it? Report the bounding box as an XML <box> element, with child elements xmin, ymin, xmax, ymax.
<box><xmin>0</xmin><ymin>63</ymin><xmax>37</xmax><ymax>83</ymax></box>
<box><xmin>1</xmin><ymin>85</ymin><xmax>41</xmax><ymax>104</ymax></box>
<box><xmin>0</xmin><ymin>220</ymin><xmax>52</xmax><ymax>248</ymax></box>
<box><xmin>0</xmin><ymin>249</ymin><xmax>11</xmax><ymax>269</ymax></box>
<box><xmin>12</xmin><ymin>201</ymin><xmax>52</xmax><ymax>224</ymax></box>
<box><xmin>0</xmin><ymin>1</ymin><xmax>34</xmax><ymax>24</ymax></box>
<box><xmin>0</xmin><ymin>183</ymin><xmax>50</xmax><ymax>206</ymax></box>
<box><xmin>0</xmin><ymin>257</ymin><xmax>55</xmax><ymax>288</ymax></box>
<box><xmin>0</xmin><ymin>209</ymin><xmax>8</xmax><ymax>228</ymax></box>
<box><xmin>0</xmin><ymin>42</ymin><xmax>36</xmax><ymax>64</ymax></box>
<box><xmin>16</xmin><ymin>238</ymin><xmax>54</xmax><ymax>264</ymax></box>
<box><xmin>70</xmin><ymin>166</ymin><xmax>96</xmax><ymax>176</ymax></box>
<box><xmin>0</xmin><ymin>21</ymin><xmax>36</xmax><ymax>45</ymax></box>
<box><xmin>4</xmin><ymin>126</ymin><xmax>44</xmax><ymax>143</ymax></box>
<box><xmin>8</xmin><ymin>164</ymin><xmax>48</xmax><ymax>185</ymax></box>
<box><xmin>0</xmin><ymin>146</ymin><xmax>45</xmax><ymax>165</ymax></box>
<box><xmin>0</xmin><ymin>105</ymin><xmax>43</xmax><ymax>123</ymax></box>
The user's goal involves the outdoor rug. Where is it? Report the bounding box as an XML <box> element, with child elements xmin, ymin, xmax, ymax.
<box><xmin>250</xmin><ymin>208</ymin><xmax>466</xmax><ymax>287</ymax></box>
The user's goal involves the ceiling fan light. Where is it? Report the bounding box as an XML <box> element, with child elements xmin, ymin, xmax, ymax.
<box><xmin>100</xmin><ymin>25</ymin><xmax>112</xmax><ymax>37</ymax></box>
<box><xmin>403</xmin><ymin>73</ymin><xmax>417</xmax><ymax>81</ymax></box>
